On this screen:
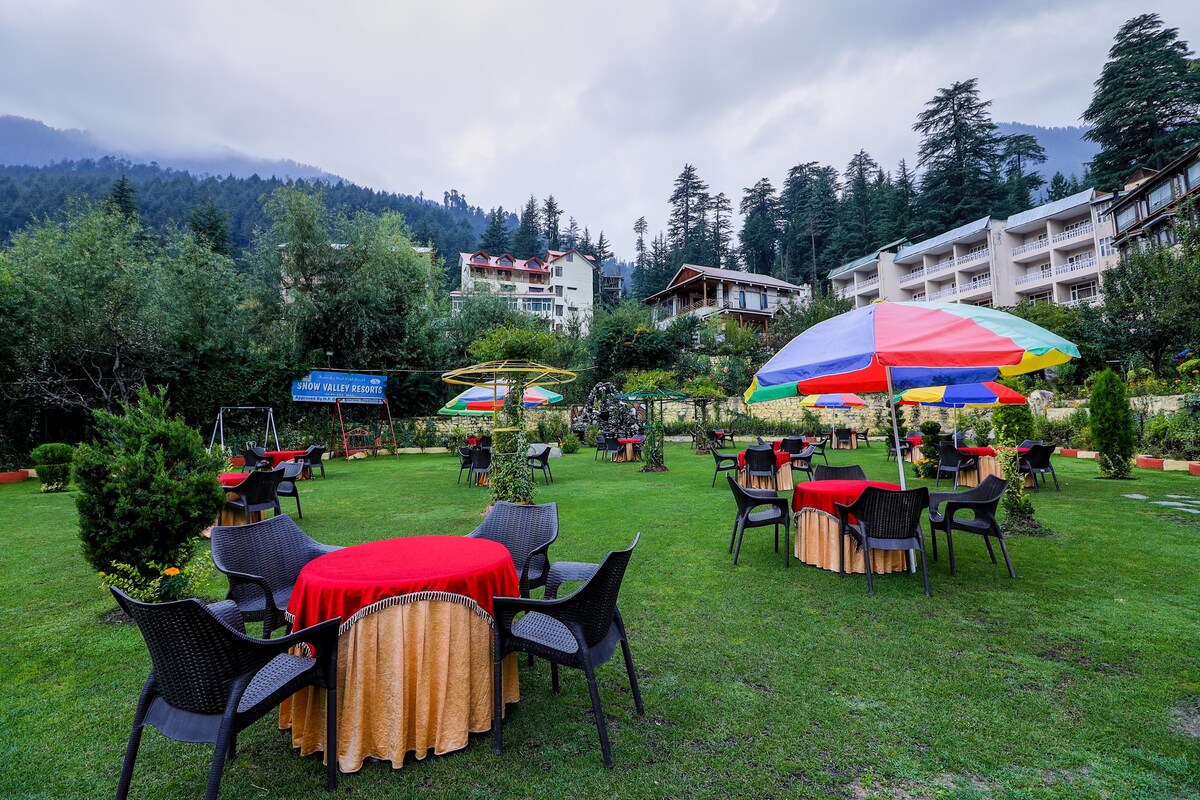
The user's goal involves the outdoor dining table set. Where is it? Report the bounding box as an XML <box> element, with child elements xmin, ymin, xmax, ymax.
<box><xmin>112</xmin><ymin>504</ymin><xmax>645</xmax><ymax>799</ymax></box>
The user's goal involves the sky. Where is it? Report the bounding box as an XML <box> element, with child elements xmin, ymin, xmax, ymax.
<box><xmin>2</xmin><ymin>0</ymin><xmax>1199</xmax><ymax>259</ymax></box>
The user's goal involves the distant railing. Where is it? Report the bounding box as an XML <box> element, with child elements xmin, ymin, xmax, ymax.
<box><xmin>899</xmin><ymin>268</ymin><xmax>925</xmax><ymax>284</ymax></box>
<box><xmin>956</xmin><ymin>249</ymin><xmax>988</xmax><ymax>266</ymax></box>
<box><xmin>960</xmin><ymin>277</ymin><xmax>992</xmax><ymax>293</ymax></box>
<box><xmin>1052</xmin><ymin>223</ymin><xmax>1093</xmax><ymax>244</ymax></box>
<box><xmin>927</xmin><ymin>259</ymin><xmax>955</xmax><ymax>275</ymax></box>
<box><xmin>1055</xmin><ymin>257</ymin><xmax>1097</xmax><ymax>275</ymax></box>
<box><xmin>929</xmin><ymin>285</ymin><xmax>957</xmax><ymax>300</ymax></box>
<box><xmin>857</xmin><ymin>276</ymin><xmax>879</xmax><ymax>290</ymax></box>
<box><xmin>1012</xmin><ymin>239</ymin><xmax>1048</xmax><ymax>257</ymax></box>
<box><xmin>1014</xmin><ymin>270</ymin><xmax>1052</xmax><ymax>285</ymax></box>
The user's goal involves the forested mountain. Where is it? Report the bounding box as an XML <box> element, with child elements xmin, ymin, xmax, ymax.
<box><xmin>0</xmin><ymin>115</ymin><xmax>336</xmax><ymax>181</ymax></box>
<box><xmin>995</xmin><ymin>122</ymin><xmax>1097</xmax><ymax>184</ymax></box>
<box><xmin>0</xmin><ymin>158</ymin><xmax>491</xmax><ymax>289</ymax></box>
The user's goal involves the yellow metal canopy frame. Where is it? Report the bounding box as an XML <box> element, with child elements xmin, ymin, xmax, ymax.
<box><xmin>440</xmin><ymin>361</ymin><xmax>577</xmax><ymax>434</ymax></box>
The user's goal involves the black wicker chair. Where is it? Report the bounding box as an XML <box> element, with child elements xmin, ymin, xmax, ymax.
<box><xmin>469</xmin><ymin>447</ymin><xmax>492</xmax><ymax>487</ymax></box>
<box><xmin>834</xmin><ymin>428</ymin><xmax>854</xmax><ymax>448</ymax></box>
<box><xmin>274</xmin><ymin>462</ymin><xmax>305</xmax><ymax>519</ymax></box>
<box><xmin>210</xmin><ymin>515</ymin><xmax>342</xmax><ymax>638</ymax></box>
<box><xmin>457</xmin><ymin>446</ymin><xmax>473</xmax><ymax>483</ymax></box>
<box><xmin>936</xmin><ymin>442</ymin><xmax>978</xmax><ymax>488</ymax></box>
<box><xmin>726</xmin><ymin>475</ymin><xmax>791</xmax><ymax>566</ymax></box>
<box><xmin>479</xmin><ymin>435</ymin><xmax>493</xmax><ymax>449</ymax></box>
<box><xmin>790</xmin><ymin>444</ymin><xmax>818</xmax><ymax>481</ymax></box>
<box><xmin>224</xmin><ymin>467</ymin><xmax>286</xmax><ymax>525</ymax></box>
<box><xmin>1018</xmin><ymin>444</ymin><xmax>1059</xmax><ymax>491</ymax></box>
<box><xmin>467</xmin><ymin>501</ymin><xmax>558</xmax><ymax>598</ymax></box>
<box><xmin>812</xmin><ymin>464</ymin><xmax>867</xmax><ymax>482</ymax></box>
<box><xmin>835</xmin><ymin>486</ymin><xmax>931</xmax><ymax>596</ymax></box>
<box><xmin>809</xmin><ymin>436</ymin><xmax>830</xmax><ymax>465</ymax></box>
<box><xmin>710</xmin><ymin>448</ymin><xmax>739</xmax><ymax>487</ymax></box>
<box><xmin>492</xmin><ymin>535</ymin><xmax>643</xmax><ymax>768</ymax></box>
<box><xmin>111</xmin><ymin>588</ymin><xmax>340</xmax><ymax>800</ymax></box>
<box><xmin>605</xmin><ymin>436</ymin><xmax>622</xmax><ymax>461</ymax></box>
<box><xmin>744</xmin><ymin>445</ymin><xmax>780</xmax><ymax>491</ymax></box>
<box><xmin>528</xmin><ymin>446</ymin><xmax>554</xmax><ymax>484</ymax></box>
<box><xmin>777</xmin><ymin>436</ymin><xmax>804</xmax><ymax>455</ymax></box>
<box><xmin>594</xmin><ymin>434</ymin><xmax>607</xmax><ymax>461</ymax></box>
<box><xmin>855</xmin><ymin>428</ymin><xmax>872</xmax><ymax>448</ymax></box>
<box><xmin>886</xmin><ymin>437</ymin><xmax>911</xmax><ymax>462</ymax></box>
<box><xmin>1018</xmin><ymin>439</ymin><xmax>1044</xmax><ymax>450</ymax></box>
<box><xmin>928</xmin><ymin>475</ymin><xmax>1014</xmax><ymax>577</ymax></box>
<box><xmin>240</xmin><ymin>446</ymin><xmax>267</xmax><ymax>472</ymax></box>
<box><xmin>301</xmin><ymin>445</ymin><xmax>326</xmax><ymax>479</ymax></box>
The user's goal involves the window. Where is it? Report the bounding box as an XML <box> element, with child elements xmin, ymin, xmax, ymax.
<box><xmin>966</xmin><ymin>243</ymin><xmax>987</xmax><ymax>256</ymax></box>
<box><xmin>1148</xmin><ymin>182</ymin><xmax>1173</xmax><ymax>212</ymax></box>
<box><xmin>971</xmin><ymin>272</ymin><xmax>991</xmax><ymax>285</ymax></box>
<box><xmin>554</xmin><ymin>285</ymin><xmax>563</xmax><ymax>297</ymax></box>
<box><xmin>1099</xmin><ymin>237</ymin><xmax>1115</xmax><ymax>257</ymax></box>
<box><xmin>738</xmin><ymin>291</ymin><xmax>746</xmax><ymax>309</ymax></box>
<box><xmin>567</xmin><ymin>286</ymin><xmax>577</xmax><ymax>291</ymax></box>
<box><xmin>555</xmin><ymin>266</ymin><xmax>563</xmax><ymax>277</ymax></box>
<box><xmin>1115</xmin><ymin>205</ymin><xmax>1138</xmax><ymax>231</ymax></box>
<box><xmin>1028</xmin><ymin>291</ymin><xmax>1052</xmax><ymax>305</ymax></box>
<box><xmin>1071</xmin><ymin>282</ymin><xmax>1098</xmax><ymax>301</ymax></box>
<box><xmin>555</xmin><ymin>304</ymin><xmax>564</xmax><ymax>316</ymax></box>
<box><xmin>911</xmin><ymin>291</ymin><xmax>925</xmax><ymax>301</ymax></box>
<box><xmin>760</xmin><ymin>292</ymin><xmax>768</xmax><ymax>310</ymax></box>
<box><xmin>1028</xmin><ymin>233</ymin><xmax>1048</xmax><ymax>246</ymax></box>
<box><xmin>1188</xmin><ymin>160</ymin><xmax>1200</xmax><ymax>190</ymax></box>
<box><xmin>566</xmin><ymin>252</ymin><xmax>573</xmax><ymax>262</ymax></box>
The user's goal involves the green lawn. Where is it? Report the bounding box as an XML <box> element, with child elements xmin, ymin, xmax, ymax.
<box><xmin>2</xmin><ymin>443</ymin><xmax>1198</xmax><ymax>799</ymax></box>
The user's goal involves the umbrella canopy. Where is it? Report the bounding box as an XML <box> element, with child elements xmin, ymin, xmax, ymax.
<box><xmin>744</xmin><ymin>301</ymin><xmax>1079</xmax><ymax>402</ymax></box>
<box><xmin>798</xmin><ymin>393</ymin><xmax>866</xmax><ymax>409</ymax></box>
<box><xmin>894</xmin><ymin>381</ymin><xmax>1027</xmax><ymax>408</ymax></box>
<box><xmin>439</xmin><ymin>383</ymin><xmax>563</xmax><ymax>416</ymax></box>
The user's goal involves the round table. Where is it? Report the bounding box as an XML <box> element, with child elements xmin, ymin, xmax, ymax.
<box><xmin>955</xmin><ymin>446</ymin><xmax>1032</xmax><ymax>487</ymax></box>
<box><xmin>736</xmin><ymin>449</ymin><xmax>794</xmax><ymax>490</ymax></box>
<box><xmin>263</xmin><ymin>449</ymin><xmax>309</xmax><ymax>467</ymax></box>
<box><xmin>790</xmin><ymin>480</ymin><xmax>908</xmax><ymax>574</ymax></box>
<box><xmin>281</xmin><ymin>537</ymin><xmax>520</xmax><ymax>772</ymax></box>
<box><xmin>614</xmin><ymin>437</ymin><xmax>644</xmax><ymax>463</ymax></box>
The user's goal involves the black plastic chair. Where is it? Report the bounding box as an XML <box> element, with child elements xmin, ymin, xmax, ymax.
<box><xmin>467</xmin><ymin>501</ymin><xmax>558</xmax><ymax>598</ymax></box>
<box><xmin>834</xmin><ymin>428</ymin><xmax>853</xmax><ymax>448</ymax></box>
<box><xmin>726</xmin><ymin>475</ymin><xmax>790</xmax><ymax>567</ymax></box>
<box><xmin>224</xmin><ymin>467</ymin><xmax>286</xmax><ymax>524</ymax></box>
<box><xmin>301</xmin><ymin>445</ymin><xmax>326</xmax><ymax>479</ymax></box>
<box><xmin>594</xmin><ymin>435</ymin><xmax>607</xmax><ymax>461</ymax></box>
<box><xmin>709</xmin><ymin>429</ymin><xmax>734</xmax><ymax>448</ymax></box>
<box><xmin>928</xmin><ymin>475</ymin><xmax>1014</xmax><ymax>577</ymax></box>
<box><xmin>790</xmin><ymin>444</ymin><xmax>817</xmax><ymax>481</ymax></box>
<box><xmin>778</xmin><ymin>436</ymin><xmax>805</xmax><ymax>455</ymax></box>
<box><xmin>936</xmin><ymin>442</ymin><xmax>978</xmax><ymax>488</ymax></box>
<box><xmin>111</xmin><ymin>588</ymin><xmax>340</xmax><ymax>800</ymax></box>
<box><xmin>812</xmin><ymin>464</ymin><xmax>867</xmax><ymax>482</ymax></box>
<box><xmin>469</xmin><ymin>447</ymin><xmax>492</xmax><ymax>487</ymax></box>
<box><xmin>241</xmin><ymin>446</ymin><xmax>267</xmax><ymax>473</ymax></box>
<box><xmin>835</xmin><ymin>486</ymin><xmax>931</xmax><ymax>596</ymax></box>
<box><xmin>527</xmin><ymin>446</ymin><xmax>554</xmax><ymax>484</ymax></box>
<box><xmin>744</xmin><ymin>445</ymin><xmax>780</xmax><ymax>491</ymax></box>
<box><xmin>809</xmin><ymin>437</ymin><xmax>830</xmax><ymax>465</ymax></box>
<box><xmin>210</xmin><ymin>515</ymin><xmax>342</xmax><ymax>638</ymax></box>
<box><xmin>1018</xmin><ymin>444</ymin><xmax>1059</xmax><ymax>491</ymax></box>
<box><xmin>886</xmin><ymin>437</ymin><xmax>911</xmax><ymax>462</ymax></box>
<box><xmin>605</xmin><ymin>436</ymin><xmax>622</xmax><ymax>461</ymax></box>
<box><xmin>1018</xmin><ymin>439</ymin><xmax>1044</xmax><ymax>450</ymax></box>
<box><xmin>479</xmin><ymin>435</ymin><xmax>493</xmax><ymax>450</ymax></box>
<box><xmin>855</xmin><ymin>429</ymin><xmax>872</xmax><ymax>448</ymax></box>
<box><xmin>492</xmin><ymin>535</ymin><xmax>643</xmax><ymax>768</ymax></box>
<box><xmin>457</xmin><ymin>446</ymin><xmax>473</xmax><ymax>483</ymax></box>
<box><xmin>274</xmin><ymin>462</ymin><xmax>305</xmax><ymax>519</ymax></box>
<box><xmin>710</xmin><ymin>448</ymin><xmax>739</xmax><ymax>487</ymax></box>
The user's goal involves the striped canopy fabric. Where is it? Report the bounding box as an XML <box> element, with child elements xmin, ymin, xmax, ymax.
<box><xmin>439</xmin><ymin>383</ymin><xmax>564</xmax><ymax>416</ymax></box>
<box><xmin>894</xmin><ymin>381</ymin><xmax>1027</xmax><ymax>408</ymax></box>
<box><xmin>797</xmin><ymin>393</ymin><xmax>866</xmax><ymax>409</ymax></box>
<box><xmin>745</xmin><ymin>301</ymin><xmax>1079</xmax><ymax>402</ymax></box>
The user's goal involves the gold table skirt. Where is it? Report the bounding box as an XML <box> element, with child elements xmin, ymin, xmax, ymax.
<box><xmin>738</xmin><ymin>462</ymin><xmax>794</xmax><ymax>491</ymax></box>
<box><xmin>280</xmin><ymin>597</ymin><xmax>519</xmax><ymax>773</ymax></box>
<box><xmin>793</xmin><ymin>508</ymin><xmax>908</xmax><ymax>574</ymax></box>
<box><xmin>955</xmin><ymin>456</ymin><xmax>1033</xmax><ymax>488</ymax></box>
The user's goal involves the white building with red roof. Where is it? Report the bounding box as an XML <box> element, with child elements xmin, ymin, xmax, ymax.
<box><xmin>451</xmin><ymin>248</ymin><xmax>596</xmax><ymax>333</ymax></box>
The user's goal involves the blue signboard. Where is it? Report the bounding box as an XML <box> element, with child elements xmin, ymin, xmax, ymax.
<box><xmin>292</xmin><ymin>371</ymin><xmax>387</xmax><ymax>404</ymax></box>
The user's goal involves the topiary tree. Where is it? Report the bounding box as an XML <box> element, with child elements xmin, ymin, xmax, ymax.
<box><xmin>1090</xmin><ymin>368</ymin><xmax>1136</xmax><ymax>478</ymax></box>
<box><xmin>914</xmin><ymin>420</ymin><xmax>942</xmax><ymax>478</ymax></box>
<box><xmin>74</xmin><ymin>385</ymin><xmax>226</xmax><ymax>592</ymax></box>
<box><xmin>30</xmin><ymin>442</ymin><xmax>74</xmax><ymax>492</ymax></box>
<box><xmin>489</xmin><ymin>379</ymin><xmax>536</xmax><ymax>505</ymax></box>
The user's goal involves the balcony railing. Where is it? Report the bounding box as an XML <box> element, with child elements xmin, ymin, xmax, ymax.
<box><xmin>929</xmin><ymin>286</ymin><xmax>957</xmax><ymax>300</ymax></box>
<box><xmin>856</xmin><ymin>276</ymin><xmax>879</xmax><ymax>290</ymax></box>
<box><xmin>1052</xmin><ymin>223</ymin><xmax>1093</xmax><ymax>244</ymax></box>
<box><xmin>1011</xmin><ymin>239</ymin><xmax>1048</xmax><ymax>256</ymax></box>
<box><xmin>899</xmin><ymin>268</ymin><xmax>925</xmax><ymax>284</ymax></box>
<box><xmin>927</xmin><ymin>259</ymin><xmax>955</xmax><ymax>275</ymax></box>
<box><xmin>1014</xmin><ymin>270</ymin><xmax>1053</xmax><ymax>285</ymax></box>
<box><xmin>956</xmin><ymin>249</ymin><xmax>989</xmax><ymax>266</ymax></box>
<box><xmin>960</xmin><ymin>277</ymin><xmax>992</xmax><ymax>293</ymax></box>
<box><xmin>1055</xmin><ymin>257</ymin><xmax>1097</xmax><ymax>276</ymax></box>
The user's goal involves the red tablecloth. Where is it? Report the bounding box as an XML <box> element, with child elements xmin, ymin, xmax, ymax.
<box><xmin>906</xmin><ymin>435</ymin><xmax>923</xmax><ymax>446</ymax></box>
<box><xmin>264</xmin><ymin>449</ymin><xmax>308</xmax><ymax>466</ymax></box>
<box><xmin>957</xmin><ymin>446</ymin><xmax>1031</xmax><ymax>458</ymax></box>
<box><xmin>738</xmin><ymin>449</ymin><xmax>792</xmax><ymax>469</ymax></box>
<box><xmin>289</xmin><ymin>537</ymin><xmax>518</xmax><ymax>628</ymax></box>
<box><xmin>466</xmin><ymin>437</ymin><xmax>480</xmax><ymax>446</ymax></box>
<box><xmin>218</xmin><ymin>472</ymin><xmax>247</xmax><ymax>488</ymax></box>
<box><xmin>617</xmin><ymin>437</ymin><xmax>644</xmax><ymax>444</ymax></box>
<box><xmin>792</xmin><ymin>479</ymin><xmax>902</xmax><ymax>515</ymax></box>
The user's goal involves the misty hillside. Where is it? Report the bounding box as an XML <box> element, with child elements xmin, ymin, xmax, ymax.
<box><xmin>0</xmin><ymin>115</ymin><xmax>338</xmax><ymax>181</ymax></box>
<box><xmin>996</xmin><ymin>122</ymin><xmax>1098</xmax><ymax>185</ymax></box>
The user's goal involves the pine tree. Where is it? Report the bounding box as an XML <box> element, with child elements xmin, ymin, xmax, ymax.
<box><xmin>594</xmin><ymin>231</ymin><xmax>612</xmax><ymax>302</ymax></box>
<box><xmin>633</xmin><ymin>216</ymin><xmax>648</xmax><ymax>272</ymax></box>
<box><xmin>479</xmin><ymin>207</ymin><xmax>511</xmax><ymax>252</ymax></box>
<box><xmin>1001</xmin><ymin>133</ymin><xmax>1048</xmax><ymax>213</ymax></box>
<box><xmin>1090</xmin><ymin>369</ymin><xmax>1135</xmax><ymax>478</ymax></box>
<box><xmin>667</xmin><ymin>163</ymin><xmax>710</xmax><ymax>266</ymax></box>
<box><xmin>542</xmin><ymin>195</ymin><xmax>562</xmax><ymax>250</ymax></box>
<box><xmin>710</xmin><ymin>192</ymin><xmax>735</xmax><ymax>269</ymax></box>
<box><xmin>563</xmin><ymin>216</ymin><xmax>580</xmax><ymax>250</ymax></box>
<box><xmin>738</xmin><ymin>178</ymin><xmax>778</xmax><ymax>275</ymax></box>
<box><xmin>510</xmin><ymin>195</ymin><xmax>542</xmax><ymax>259</ymax></box>
<box><xmin>105</xmin><ymin>174</ymin><xmax>139</xmax><ymax>221</ymax></box>
<box><xmin>880</xmin><ymin>159</ymin><xmax>917</xmax><ymax>242</ymax></box>
<box><xmin>841</xmin><ymin>150</ymin><xmax>882</xmax><ymax>257</ymax></box>
<box><xmin>1083</xmin><ymin>13</ymin><xmax>1200</xmax><ymax>190</ymax></box>
<box><xmin>1045</xmin><ymin>171</ymin><xmax>1073</xmax><ymax>202</ymax></box>
<box><xmin>912</xmin><ymin>78</ymin><xmax>1004</xmax><ymax>232</ymax></box>
<box><xmin>187</xmin><ymin>199</ymin><xmax>232</xmax><ymax>257</ymax></box>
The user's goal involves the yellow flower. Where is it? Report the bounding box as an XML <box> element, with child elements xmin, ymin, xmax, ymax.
<box><xmin>163</xmin><ymin>567</ymin><xmax>181</xmax><ymax>577</ymax></box>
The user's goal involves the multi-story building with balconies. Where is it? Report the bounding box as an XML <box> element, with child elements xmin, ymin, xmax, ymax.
<box><xmin>830</xmin><ymin>189</ymin><xmax>1118</xmax><ymax>309</ymax></box>
<box><xmin>1107</xmin><ymin>142</ymin><xmax>1200</xmax><ymax>255</ymax></box>
<box><xmin>451</xmin><ymin>248</ymin><xmax>595</xmax><ymax>333</ymax></box>
<box><xmin>644</xmin><ymin>264</ymin><xmax>810</xmax><ymax>329</ymax></box>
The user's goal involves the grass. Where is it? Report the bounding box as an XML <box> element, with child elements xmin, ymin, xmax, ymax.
<box><xmin>1</xmin><ymin>443</ymin><xmax>1198</xmax><ymax>799</ymax></box>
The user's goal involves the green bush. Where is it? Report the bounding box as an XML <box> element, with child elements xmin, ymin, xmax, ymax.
<box><xmin>74</xmin><ymin>385</ymin><xmax>226</xmax><ymax>597</ymax></box>
<box><xmin>414</xmin><ymin>418</ymin><xmax>438</xmax><ymax>450</ymax></box>
<box><xmin>914</xmin><ymin>421</ymin><xmax>942</xmax><ymax>478</ymax></box>
<box><xmin>972</xmin><ymin>415</ymin><xmax>993</xmax><ymax>446</ymax></box>
<box><xmin>560</xmin><ymin>433</ymin><xmax>581</xmax><ymax>454</ymax></box>
<box><xmin>992</xmin><ymin>379</ymin><xmax>1036</xmax><ymax>445</ymax></box>
<box><xmin>1090</xmin><ymin>369</ymin><xmax>1135</xmax><ymax>478</ymax></box>
<box><xmin>30</xmin><ymin>442</ymin><xmax>74</xmax><ymax>492</ymax></box>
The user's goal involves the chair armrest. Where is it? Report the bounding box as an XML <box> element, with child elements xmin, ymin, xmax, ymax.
<box><xmin>928</xmin><ymin>490</ymin><xmax>968</xmax><ymax>512</ymax></box>
<box><xmin>942</xmin><ymin>498</ymin><xmax>996</xmax><ymax>525</ymax></box>
<box><xmin>518</xmin><ymin>533</ymin><xmax>557</xmax><ymax>592</ymax></box>
<box><xmin>757</xmin><ymin>496</ymin><xmax>791</xmax><ymax>515</ymax></box>
<box><xmin>252</xmin><ymin>616</ymin><xmax>342</xmax><ymax>658</ymax></box>
<box><xmin>493</xmin><ymin>593</ymin><xmax>573</xmax><ymax>631</ymax></box>
<box><xmin>741</xmin><ymin>486</ymin><xmax>779</xmax><ymax>500</ymax></box>
<box><xmin>207</xmin><ymin>599</ymin><xmax>247</xmax><ymax>633</ymax></box>
<box><xmin>220</xmin><ymin>568</ymin><xmax>274</xmax><ymax>606</ymax></box>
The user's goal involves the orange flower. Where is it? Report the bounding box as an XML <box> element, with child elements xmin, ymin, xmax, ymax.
<box><xmin>163</xmin><ymin>567</ymin><xmax>181</xmax><ymax>577</ymax></box>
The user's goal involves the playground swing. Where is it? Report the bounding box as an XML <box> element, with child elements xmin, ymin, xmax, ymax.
<box><xmin>208</xmin><ymin>406</ymin><xmax>281</xmax><ymax>453</ymax></box>
<box><xmin>333</xmin><ymin>398</ymin><xmax>399</xmax><ymax>459</ymax></box>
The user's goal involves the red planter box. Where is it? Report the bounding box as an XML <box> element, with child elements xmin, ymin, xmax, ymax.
<box><xmin>1058</xmin><ymin>449</ymin><xmax>1078</xmax><ymax>458</ymax></box>
<box><xmin>1136</xmin><ymin>457</ymin><xmax>1165</xmax><ymax>470</ymax></box>
<box><xmin>0</xmin><ymin>470</ymin><xmax>29</xmax><ymax>483</ymax></box>
<box><xmin>1190</xmin><ymin>463</ymin><xmax>1200</xmax><ymax>477</ymax></box>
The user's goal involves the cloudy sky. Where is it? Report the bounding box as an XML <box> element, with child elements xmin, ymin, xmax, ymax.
<box><xmin>2</xmin><ymin>0</ymin><xmax>1198</xmax><ymax>257</ymax></box>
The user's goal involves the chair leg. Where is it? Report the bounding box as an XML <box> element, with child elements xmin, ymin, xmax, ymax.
<box><xmin>712</xmin><ymin>468</ymin><xmax>718</xmax><ymax>488</ymax></box>
<box><xmin>920</xmin><ymin>541</ymin><xmax>931</xmax><ymax>597</ymax></box>
<box><xmin>946</xmin><ymin>530</ymin><xmax>957</xmax><ymax>576</ymax></box>
<box><xmin>784</xmin><ymin>516</ymin><xmax>791</xmax><ymax>567</ymax></box>
<box><xmin>294</xmin><ymin>494</ymin><xmax>302</xmax><ymax>520</ymax></box>
<box><xmin>983</xmin><ymin>535</ymin><xmax>996</xmax><ymax>563</ymax></box>
<box><xmin>729</xmin><ymin>518</ymin><xmax>739</xmax><ymax>554</ymax></box>
<box><xmin>1051</xmin><ymin>468</ymin><xmax>1059</xmax><ymax>491</ymax></box>
<box><xmin>863</xmin><ymin>541</ymin><xmax>875</xmax><ymax>595</ymax></box>
<box><xmin>584</xmin><ymin>664</ymin><xmax>614</xmax><ymax>768</ymax></box>
<box><xmin>773</xmin><ymin>523</ymin><xmax>779</xmax><ymax>553</ymax></box>
<box><xmin>115</xmin><ymin>722</ymin><xmax>145</xmax><ymax>800</ymax></box>
<box><xmin>997</xmin><ymin>534</ymin><xmax>1016</xmax><ymax>578</ymax></box>
<box><xmin>733</xmin><ymin>522</ymin><xmax>747</xmax><ymax>565</ymax></box>
<box><xmin>930</xmin><ymin>524</ymin><xmax>939</xmax><ymax>561</ymax></box>
<box><xmin>619</xmin><ymin>634</ymin><xmax>645</xmax><ymax>715</ymax></box>
<box><xmin>205</xmin><ymin>726</ymin><xmax>234</xmax><ymax>800</ymax></box>
<box><xmin>551</xmin><ymin>661</ymin><xmax>560</xmax><ymax>693</ymax></box>
<box><xmin>838</xmin><ymin>529</ymin><xmax>846</xmax><ymax>576</ymax></box>
<box><xmin>492</xmin><ymin>635</ymin><xmax>504</xmax><ymax>755</ymax></box>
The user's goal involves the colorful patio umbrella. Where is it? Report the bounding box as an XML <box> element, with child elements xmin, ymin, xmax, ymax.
<box><xmin>439</xmin><ymin>383</ymin><xmax>563</xmax><ymax>416</ymax></box>
<box><xmin>797</xmin><ymin>393</ymin><xmax>866</xmax><ymax>409</ymax></box>
<box><xmin>893</xmin><ymin>381</ymin><xmax>1027</xmax><ymax>408</ymax></box>
<box><xmin>744</xmin><ymin>301</ymin><xmax>1078</xmax><ymax>488</ymax></box>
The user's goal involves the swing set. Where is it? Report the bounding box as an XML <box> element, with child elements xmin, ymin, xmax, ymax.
<box><xmin>332</xmin><ymin>398</ymin><xmax>399</xmax><ymax>459</ymax></box>
<box><xmin>208</xmin><ymin>407</ymin><xmax>281</xmax><ymax>452</ymax></box>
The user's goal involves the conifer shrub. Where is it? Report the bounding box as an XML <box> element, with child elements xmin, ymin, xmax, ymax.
<box><xmin>1090</xmin><ymin>368</ymin><xmax>1135</xmax><ymax>478</ymax></box>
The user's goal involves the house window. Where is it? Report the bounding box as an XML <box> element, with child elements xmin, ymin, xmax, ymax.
<box><xmin>555</xmin><ymin>304</ymin><xmax>564</xmax><ymax>316</ymax></box>
<box><xmin>911</xmin><ymin>291</ymin><xmax>925</xmax><ymax>301</ymax></box>
<box><xmin>760</xmin><ymin>292</ymin><xmax>768</xmax><ymax>310</ymax></box>
<box><xmin>566</xmin><ymin>252</ymin><xmax>573</xmax><ymax>262</ymax></box>
<box><xmin>1028</xmin><ymin>291</ymin><xmax>1052</xmax><ymax>305</ymax></box>
<box><xmin>1188</xmin><ymin>160</ymin><xmax>1200</xmax><ymax>190</ymax></box>
<box><xmin>1148</xmin><ymin>182</ymin><xmax>1173</xmax><ymax>212</ymax></box>
<box><xmin>738</xmin><ymin>291</ymin><xmax>746</xmax><ymax>309</ymax></box>
<box><xmin>972</xmin><ymin>272</ymin><xmax>991</xmax><ymax>285</ymax></box>
<box><xmin>1070</xmin><ymin>282</ymin><xmax>1098</xmax><ymax>301</ymax></box>
<box><xmin>555</xmin><ymin>266</ymin><xmax>563</xmax><ymax>277</ymax></box>
<box><xmin>555</xmin><ymin>285</ymin><xmax>563</xmax><ymax>297</ymax></box>
<box><xmin>1062</xmin><ymin>220</ymin><xmax>1087</xmax><ymax>235</ymax></box>
<box><xmin>1099</xmin><ymin>237</ymin><xmax>1115</xmax><ymax>257</ymax></box>
<box><xmin>1115</xmin><ymin>206</ymin><xmax>1138</xmax><ymax>231</ymax></box>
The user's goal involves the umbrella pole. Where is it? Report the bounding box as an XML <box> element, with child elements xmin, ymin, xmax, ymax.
<box><xmin>886</xmin><ymin>367</ymin><xmax>906</xmax><ymax>490</ymax></box>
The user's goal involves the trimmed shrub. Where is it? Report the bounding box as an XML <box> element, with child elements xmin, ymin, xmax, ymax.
<box><xmin>914</xmin><ymin>421</ymin><xmax>942</xmax><ymax>478</ymax></box>
<box><xmin>1090</xmin><ymin>369</ymin><xmax>1135</xmax><ymax>478</ymax></box>
<box><xmin>560</xmin><ymin>433</ymin><xmax>580</xmax><ymax>454</ymax></box>
<box><xmin>992</xmin><ymin>379</ymin><xmax>1036</xmax><ymax>445</ymax></box>
<box><xmin>74</xmin><ymin>385</ymin><xmax>226</xmax><ymax>596</ymax></box>
<box><xmin>30</xmin><ymin>442</ymin><xmax>74</xmax><ymax>492</ymax></box>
